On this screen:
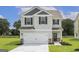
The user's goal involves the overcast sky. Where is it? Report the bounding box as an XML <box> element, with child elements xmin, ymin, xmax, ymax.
<box><xmin>0</xmin><ymin>6</ymin><xmax>79</xmax><ymax>29</ymax></box>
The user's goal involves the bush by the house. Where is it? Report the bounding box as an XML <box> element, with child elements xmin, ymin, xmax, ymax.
<box><xmin>74</xmin><ymin>48</ymin><xmax>79</xmax><ymax>51</ymax></box>
<box><xmin>60</xmin><ymin>41</ymin><xmax>72</xmax><ymax>46</ymax></box>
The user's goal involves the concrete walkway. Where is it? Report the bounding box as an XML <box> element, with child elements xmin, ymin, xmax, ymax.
<box><xmin>54</xmin><ymin>42</ymin><xmax>61</xmax><ymax>45</ymax></box>
<box><xmin>10</xmin><ymin>44</ymin><xmax>48</xmax><ymax>52</ymax></box>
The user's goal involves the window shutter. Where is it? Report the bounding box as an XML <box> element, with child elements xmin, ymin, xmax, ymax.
<box><xmin>57</xmin><ymin>19</ymin><xmax>59</xmax><ymax>24</ymax></box>
<box><xmin>53</xmin><ymin>19</ymin><xmax>55</xmax><ymax>24</ymax></box>
<box><xmin>31</xmin><ymin>18</ymin><xmax>33</xmax><ymax>25</ymax></box>
<box><xmin>45</xmin><ymin>17</ymin><xmax>47</xmax><ymax>24</ymax></box>
<box><xmin>39</xmin><ymin>17</ymin><xmax>41</xmax><ymax>24</ymax></box>
<box><xmin>25</xmin><ymin>18</ymin><xmax>26</xmax><ymax>25</ymax></box>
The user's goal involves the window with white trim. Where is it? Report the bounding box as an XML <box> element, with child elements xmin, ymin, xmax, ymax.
<box><xmin>39</xmin><ymin>16</ymin><xmax>47</xmax><ymax>24</ymax></box>
<box><xmin>53</xmin><ymin>19</ymin><xmax>59</xmax><ymax>25</ymax></box>
<box><xmin>25</xmin><ymin>17</ymin><xmax>33</xmax><ymax>25</ymax></box>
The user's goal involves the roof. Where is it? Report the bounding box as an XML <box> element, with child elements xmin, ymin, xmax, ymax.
<box><xmin>22</xmin><ymin>7</ymin><xmax>63</xmax><ymax>19</ymax></box>
<box><xmin>74</xmin><ymin>13</ymin><xmax>79</xmax><ymax>22</ymax></box>
<box><xmin>47</xmin><ymin>10</ymin><xmax>63</xmax><ymax>19</ymax></box>
<box><xmin>37</xmin><ymin>11</ymin><xmax>49</xmax><ymax>15</ymax></box>
<box><xmin>20</xmin><ymin>6</ymin><xmax>57</xmax><ymax>12</ymax></box>
<box><xmin>24</xmin><ymin>8</ymin><xmax>40</xmax><ymax>15</ymax></box>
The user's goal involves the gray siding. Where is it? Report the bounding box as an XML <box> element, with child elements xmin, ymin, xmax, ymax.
<box><xmin>25</xmin><ymin>8</ymin><xmax>40</xmax><ymax>15</ymax></box>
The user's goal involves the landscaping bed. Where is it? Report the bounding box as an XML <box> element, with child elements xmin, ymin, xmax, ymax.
<box><xmin>49</xmin><ymin>37</ymin><xmax>79</xmax><ymax>52</ymax></box>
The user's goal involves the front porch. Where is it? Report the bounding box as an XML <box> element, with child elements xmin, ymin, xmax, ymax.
<box><xmin>48</xmin><ymin>38</ymin><xmax>61</xmax><ymax>44</ymax></box>
<box><xmin>48</xmin><ymin>31</ymin><xmax>62</xmax><ymax>44</ymax></box>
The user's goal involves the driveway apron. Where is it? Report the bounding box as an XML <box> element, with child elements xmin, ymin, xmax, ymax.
<box><xmin>10</xmin><ymin>44</ymin><xmax>48</xmax><ymax>52</ymax></box>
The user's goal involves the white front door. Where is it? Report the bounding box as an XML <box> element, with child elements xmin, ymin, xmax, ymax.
<box><xmin>23</xmin><ymin>33</ymin><xmax>48</xmax><ymax>44</ymax></box>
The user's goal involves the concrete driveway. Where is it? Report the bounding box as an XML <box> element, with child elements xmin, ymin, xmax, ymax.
<box><xmin>10</xmin><ymin>44</ymin><xmax>48</xmax><ymax>52</ymax></box>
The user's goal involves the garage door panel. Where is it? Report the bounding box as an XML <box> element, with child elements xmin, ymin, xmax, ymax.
<box><xmin>23</xmin><ymin>33</ymin><xmax>48</xmax><ymax>44</ymax></box>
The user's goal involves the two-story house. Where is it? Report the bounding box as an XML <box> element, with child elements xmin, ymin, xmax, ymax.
<box><xmin>20</xmin><ymin>6</ymin><xmax>63</xmax><ymax>44</ymax></box>
<box><xmin>74</xmin><ymin>14</ymin><xmax>79</xmax><ymax>39</ymax></box>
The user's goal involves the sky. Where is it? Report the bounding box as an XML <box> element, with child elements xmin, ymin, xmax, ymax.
<box><xmin>55</xmin><ymin>6</ymin><xmax>79</xmax><ymax>19</ymax></box>
<box><xmin>0</xmin><ymin>6</ymin><xmax>79</xmax><ymax>28</ymax></box>
<box><xmin>0</xmin><ymin>6</ymin><xmax>21</xmax><ymax>29</ymax></box>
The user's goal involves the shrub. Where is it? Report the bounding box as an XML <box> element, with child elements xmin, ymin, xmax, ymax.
<box><xmin>60</xmin><ymin>41</ymin><xmax>72</xmax><ymax>46</ymax></box>
<box><xmin>74</xmin><ymin>48</ymin><xmax>79</xmax><ymax>51</ymax></box>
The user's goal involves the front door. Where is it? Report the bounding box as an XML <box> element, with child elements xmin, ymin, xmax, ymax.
<box><xmin>53</xmin><ymin>33</ymin><xmax>57</xmax><ymax>42</ymax></box>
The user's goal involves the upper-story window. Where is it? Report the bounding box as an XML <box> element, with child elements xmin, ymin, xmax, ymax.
<box><xmin>53</xmin><ymin>19</ymin><xmax>59</xmax><ymax>25</ymax></box>
<box><xmin>25</xmin><ymin>17</ymin><xmax>33</xmax><ymax>25</ymax></box>
<box><xmin>39</xmin><ymin>16</ymin><xmax>47</xmax><ymax>24</ymax></box>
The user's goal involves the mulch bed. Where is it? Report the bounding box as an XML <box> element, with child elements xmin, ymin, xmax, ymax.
<box><xmin>60</xmin><ymin>41</ymin><xmax>72</xmax><ymax>46</ymax></box>
<box><xmin>74</xmin><ymin>48</ymin><xmax>79</xmax><ymax>51</ymax></box>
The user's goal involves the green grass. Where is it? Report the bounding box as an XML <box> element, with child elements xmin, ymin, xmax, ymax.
<box><xmin>0</xmin><ymin>36</ymin><xmax>79</xmax><ymax>52</ymax></box>
<box><xmin>0</xmin><ymin>36</ymin><xmax>20</xmax><ymax>51</ymax></box>
<box><xmin>49</xmin><ymin>37</ymin><xmax>79</xmax><ymax>52</ymax></box>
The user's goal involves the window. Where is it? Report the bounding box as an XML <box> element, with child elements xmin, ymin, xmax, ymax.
<box><xmin>25</xmin><ymin>17</ymin><xmax>33</xmax><ymax>25</ymax></box>
<box><xmin>53</xmin><ymin>19</ymin><xmax>59</xmax><ymax>25</ymax></box>
<box><xmin>21</xmin><ymin>33</ymin><xmax>23</xmax><ymax>36</ymax></box>
<box><xmin>39</xmin><ymin>16</ymin><xmax>47</xmax><ymax>24</ymax></box>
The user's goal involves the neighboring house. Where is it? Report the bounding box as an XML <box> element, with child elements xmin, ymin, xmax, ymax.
<box><xmin>74</xmin><ymin>14</ymin><xmax>79</xmax><ymax>39</ymax></box>
<box><xmin>20</xmin><ymin>6</ymin><xmax>63</xmax><ymax>44</ymax></box>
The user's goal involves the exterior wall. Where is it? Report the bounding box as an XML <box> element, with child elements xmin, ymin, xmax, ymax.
<box><xmin>52</xmin><ymin>19</ymin><xmax>62</xmax><ymax>28</ymax></box>
<box><xmin>74</xmin><ymin>20</ymin><xmax>78</xmax><ymax>38</ymax></box>
<box><xmin>21</xmin><ymin>15</ymin><xmax>53</xmax><ymax>30</ymax></box>
<box><xmin>33</xmin><ymin>15</ymin><xmax>52</xmax><ymax>29</ymax></box>
<box><xmin>21</xmin><ymin>15</ymin><xmax>62</xmax><ymax>30</ymax></box>
<box><xmin>74</xmin><ymin>17</ymin><xmax>79</xmax><ymax>39</ymax></box>
<box><xmin>52</xmin><ymin>18</ymin><xmax>62</xmax><ymax>42</ymax></box>
<box><xmin>21</xmin><ymin>16</ymin><xmax>34</xmax><ymax>27</ymax></box>
<box><xmin>20</xmin><ymin>29</ymin><xmax>62</xmax><ymax>44</ymax></box>
<box><xmin>20</xmin><ymin>30</ymin><xmax>52</xmax><ymax>39</ymax></box>
<box><xmin>52</xmin><ymin>30</ymin><xmax>62</xmax><ymax>42</ymax></box>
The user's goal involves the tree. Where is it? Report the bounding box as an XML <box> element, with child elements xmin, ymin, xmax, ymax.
<box><xmin>62</xmin><ymin>18</ymin><xmax>74</xmax><ymax>36</ymax></box>
<box><xmin>0</xmin><ymin>19</ymin><xmax>2</xmax><ymax>35</ymax></box>
<box><xmin>13</xmin><ymin>20</ymin><xmax>21</xmax><ymax>35</ymax></box>
<box><xmin>0</xmin><ymin>28</ymin><xmax>2</xmax><ymax>35</ymax></box>
<box><xmin>13</xmin><ymin>20</ymin><xmax>21</xmax><ymax>30</ymax></box>
<box><xmin>0</xmin><ymin>18</ymin><xmax>9</xmax><ymax>35</ymax></box>
<box><xmin>10</xmin><ymin>29</ymin><xmax>20</xmax><ymax>35</ymax></box>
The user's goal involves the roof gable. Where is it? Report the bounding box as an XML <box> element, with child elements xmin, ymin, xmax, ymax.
<box><xmin>37</xmin><ymin>11</ymin><xmax>49</xmax><ymax>15</ymax></box>
<box><xmin>24</xmin><ymin>8</ymin><xmax>40</xmax><ymax>15</ymax></box>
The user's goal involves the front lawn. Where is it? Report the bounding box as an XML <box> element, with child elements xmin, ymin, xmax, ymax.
<box><xmin>0</xmin><ymin>36</ymin><xmax>20</xmax><ymax>51</ymax></box>
<box><xmin>49</xmin><ymin>37</ymin><xmax>79</xmax><ymax>52</ymax></box>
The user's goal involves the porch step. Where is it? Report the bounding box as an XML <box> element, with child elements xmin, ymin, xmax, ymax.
<box><xmin>54</xmin><ymin>42</ymin><xmax>61</xmax><ymax>46</ymax></box>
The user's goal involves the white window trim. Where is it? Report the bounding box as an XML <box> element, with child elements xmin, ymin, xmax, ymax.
<box><xmin>39</xmin><ymin>16</ymin><xmax>48</xmax><ymax>24</ymax></box>
<box><xmin>53</xmin><ymin>19</ymin><xmax>59</xmax><ymax>25</ymax></box>
<box><xmin>24</xmin><ymin>16</ymin><xmax>33</xmax><ymax>26</ymax></box>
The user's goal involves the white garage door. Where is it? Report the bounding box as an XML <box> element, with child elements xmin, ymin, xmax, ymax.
<box><xmin>23</xmin><ymin>33</ymin><xmax>48</xmax><ymax>44</ymax></box>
